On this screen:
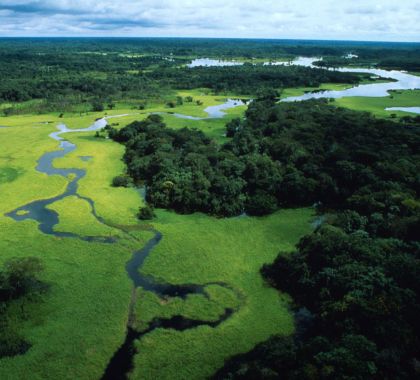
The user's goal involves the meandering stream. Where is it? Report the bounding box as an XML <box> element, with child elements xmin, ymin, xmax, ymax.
<box><xmin>5</xmin><ymin>103</ymin><xmax>245</xmax><ymax>379</ymax></box>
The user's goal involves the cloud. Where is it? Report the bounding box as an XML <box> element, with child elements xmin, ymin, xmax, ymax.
<box><xmin>0</xmin><ymin>0</ymin><xmax>418</xmax><ymax>41</ymax></box>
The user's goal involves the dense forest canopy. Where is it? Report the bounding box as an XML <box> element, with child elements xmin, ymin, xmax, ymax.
<box><xmin>194</xmin><ymin>101</ymin><xmax>420</xmax><ymax>380</ymax></box>
<box><xmin>0</xmin><ymin>37</ymin><xmax>419</xmax><ymax>58</ymax></box>
<box><xmin>110</xmin><ymin>98</ymin><xmax>420</xmax><ymax>223</ymax></box>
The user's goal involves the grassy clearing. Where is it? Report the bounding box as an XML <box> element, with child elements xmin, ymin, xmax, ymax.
<box><xmin>0</xmin><ymin>116</ymin><xmax>153</xmax><ymax>379</ymax></box>
<box><xmin>281</xmin><ymin>82</ymin><xmax>355</xmax><ymax>99</ymax></box>
<box><xmin>129</xmin><ymin>208</ymin><xmax>313</xmax><ymax>380</ymax></box>
<box><xmin>134</xmin><ymin>285</ymin><xmax>240</xmax><ymax>332</ymax></box>
<box><xmin>46</xmin><ymin>196</ymin><xmax>122</xmax><ymax>237</ymax></box>
<box><xmin>282</xmin><ymin>84</ymin><xmax>419</xmax><ymax>119</ymax></box>
<box><xmin>0</xmin><ymin>124</ymin><xmax>67</xmax><ymax>211</ymax></box>
<box><xmin>0</xmin><ymin>217</ymin><xmax>152</xmax><ymax>380</ymax></box>
<box><xmin>335</xmin><ymin>89</ymin><xmax>420</xmax><ymax>118</ymax></box>
<box><xmin>53</xmin><ymin>133</ymin><xmax>144</xmax><ymax>225</ymax></box>
<box><xmin>0</xmin><ymin>89</ymin><xmax>248</xmax><ymax>133</ymax></box>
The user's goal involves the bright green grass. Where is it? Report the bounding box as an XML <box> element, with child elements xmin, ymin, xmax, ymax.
<box><xmin>129</xmin><ymin>208</ymin><xmax>313</xmax><ymax>380</ymax></box>
<box><xmin>161</xmin><ymin>106</ymin><xmax>246</xmax><ymax>143</ymax></box>
<box><xmin>46</xmin><ymin>196</ymin><xmax>122</xmax><ymax>238</ymax></box>
<box><xmin>0</xmin><ymin>117</ymin><xmax>155</xmax><ymax>380</ymax></box>
<box><xmin>0</xmin><ymin>218</ymin><xmax>153</xmax><ymax>380</ymax></box>
<box><xmin>0</xmin><ymin>90</ymin><xmax>248</xmax><ymax>132</ymax></box>
<box><xmin>134</xmin><ymin>285</ymin><xmax>240</xmax><ymax>332</ymax></box>
<box><xmin>335</xmin><ymin>89</ymin><xmax>420</xmax><ymax>118</ymax></box>
<box><xmin>281</xmin><ymin>82</ymin><xmax>355</xmax><ymax>99</ymax></box>
<box><xmin>0</xmin><ymin>125</ymin><xmax>67</xmax><ymax>211</ymax></box>
<box><xmin>53</xmin><ymin>133</ymin><xmax>144</xmax><ymax>225</ymax></box>
<box><xmin>281</xmin><ymin>83</ymin><xmax>419</xmax><ymax>119</ymax></box>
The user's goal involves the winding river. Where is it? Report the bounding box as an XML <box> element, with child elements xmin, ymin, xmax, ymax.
<box><xmin>189</xmin><ymin>57</ymin><xmax>420</xmax><ymax>113</ymax></box>
<box><xmin>5</xmin><ymin>103</ymin><xmax>245</xmax><ymax>379</ymax></box>
<box><xmin>281</xmin><ymin>57</ymin><xmax>420</xmax><ymax>106</ymax></box>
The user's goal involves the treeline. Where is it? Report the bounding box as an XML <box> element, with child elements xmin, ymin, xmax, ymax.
<box><xmin>1</xmin><ymin>38</ymin><xmax>418</xmax><ymax>61</ymax></box>
<box><xmin>110</xmin><ymin>97</ymin><xmax>420</xmax><ymax>221</ymax></box>
<box><xmin>149</xmin><ymin>65</ymin><xmax>360</xmax><ymax>94</ymax></box>
<box><xmin>0</xmin><ymin>257</ymin><xmax>46</xmax><ymax>358</ymax></box>
<box><xmin>317</xmin><ymin>56</ymin><xmax>420</xmax><ymax>72</ymax></box>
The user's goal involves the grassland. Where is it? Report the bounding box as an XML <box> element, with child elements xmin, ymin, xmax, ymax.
<box><xmin>335</xmin><ymin>89</ymin><xmax>420</xmax><ymax>118</ymax></box>
<box><xmin>130</xmin><ymin>208</ymin><xmax>313</xmax><ymax>380</ymax></box>
<box><xmin>0</xmin><ymin>95</ymin><xmax>313</xmax><ymax>380</ymax></box>
<box><xmin>281</xmin><ymin>82</ymin><xmax>355</xmax><ymax>99</ymax></box>
<box><xmin>282</xmin><ymin>84</ymin><xmax>420</xmax><ymax>119</ymax></box>
<box><xmin>0</xmin><ymin>120</ymin><xmax>153</xmax><ymax>379</ymax></box>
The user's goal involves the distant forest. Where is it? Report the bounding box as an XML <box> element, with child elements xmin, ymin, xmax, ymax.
<box><xmin>0</xmin><ymin>38</ymin><xmax>419</xmax><ymax>110</ymax></box>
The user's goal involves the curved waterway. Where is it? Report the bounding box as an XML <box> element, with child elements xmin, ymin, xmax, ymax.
<box><xmin>189</xmin><ymin>57</ymin><xmax>420</xmax><ymax>112</ymax></box>
<box><xmin>281</xmin><ymin>57</ymin><xmax>420</xmax><ymax>103</ymax></box>
<box><xmin>4</xmin><ymin>106</ymin><xmax>244</xmax><ymax>379</ymax></box>
<box><xmin>162</xmin><ymin>98</ymin><xmax>248</xmax><ymax>120</ymax></box>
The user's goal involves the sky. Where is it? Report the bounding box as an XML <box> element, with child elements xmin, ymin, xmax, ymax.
<box><xmin>0</xmin><ymin>0</ymin><xmax>419</xmax><ymax>42</ymax></box>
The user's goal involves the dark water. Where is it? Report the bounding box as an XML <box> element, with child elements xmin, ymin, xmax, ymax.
<box><xmin>5</xmin><ymin>116</ymin><xmax>241</xmax><ymax>379</ymax></box>
<box><xmin>6</xmin><ymin>140</ymin><xmax>115</xmax><ymax>243</ymax></box>
<box><xmin>79</xmin><ymin>155</ymin><xmax>93</xmax><ymax>161</ymax></box>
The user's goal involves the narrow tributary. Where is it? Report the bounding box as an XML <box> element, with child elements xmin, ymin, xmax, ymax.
<box><xmin>5</xmin><ymin>108</ymin><xmax>244</xmax><ymax>379</ymax></box>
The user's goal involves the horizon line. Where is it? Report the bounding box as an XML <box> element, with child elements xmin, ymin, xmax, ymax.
<box><xmin>0</xmin><ymin>36</ymin><xmax>419</xmax><ymax>44</ymax></box>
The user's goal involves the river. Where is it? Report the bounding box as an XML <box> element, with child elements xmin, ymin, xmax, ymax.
<box><xmin>188</xmin><ymin>57</ymin><xmax>420</xmax><ymax>114</ymax></box>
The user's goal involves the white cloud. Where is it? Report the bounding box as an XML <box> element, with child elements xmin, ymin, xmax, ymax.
<box><xmin>0</xmin><ymin>0</ymin><xmax>418</xmax><ymax>41</ymax></box>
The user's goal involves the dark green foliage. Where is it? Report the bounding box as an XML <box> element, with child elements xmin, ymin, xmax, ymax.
<box><xmin>91</xmin><ymin>100</ymin><xmax>104</xmax><ymax>112</ymax></box>
<box><xmin>217</xmin><ymin>223</ymin><xmax>420</xmax><ymax>379</ymax></box>
<box><xmin>111</xmin><ymin>175</ymin><xmax>131</xmax><ymax>188</ymax></box>
<box><xmin>109</xmin><ymin>115</ymin><xmax>248</xmax><ymax>216</ymax></box>
<box><xmin>138</xmin><ymin>205</ymin><xmax>155</xmax><ymax>220</ymax></box>
<box><xmin>0</xmin><ymin>257</ymin><xmax>45</xmax><ymax>358</ymax></box>
<box><xmin>112</xmin><ymin>100</ymin><xmax>419</xmax><ymax>221</ymax></box>
<box><xmin>149</xmin><ymin>65</ymin><xmax>360</xmax><ymax>95</ymax></box>
<box><xmin>211</xmin><ymin>98</ymin><xmax>420</xmax><ymax>379</ymax></box>
<box><xmin>0</xmin><ymin>167</ymin><xmax>22</xmax><ymax>184</ymax></box>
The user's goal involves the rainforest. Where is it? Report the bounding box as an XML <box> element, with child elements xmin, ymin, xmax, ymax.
<box><xmin>0</xmin><ymin>36</ymin><xmax>419</xmax><ymax>380</ymax></box>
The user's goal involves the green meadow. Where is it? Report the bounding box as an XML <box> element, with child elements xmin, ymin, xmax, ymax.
<box><xmin>282</xmin><ymin>84</ymin><xmax>420</xmax><ymax>119</ymax></box>
<box><xmin>0</xmin><ymin>95</ymin><xmax>312</xmax><ymax>380</ymax></box>
<box><xmin>131</xmin><ymin>208</ymin><xmax>313</xmax><ymax>380</ymax></box>
<box><xmin>335</xmin><ymin>89</ymin><xmax>420</xmax><ymax>118</ymax></box>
